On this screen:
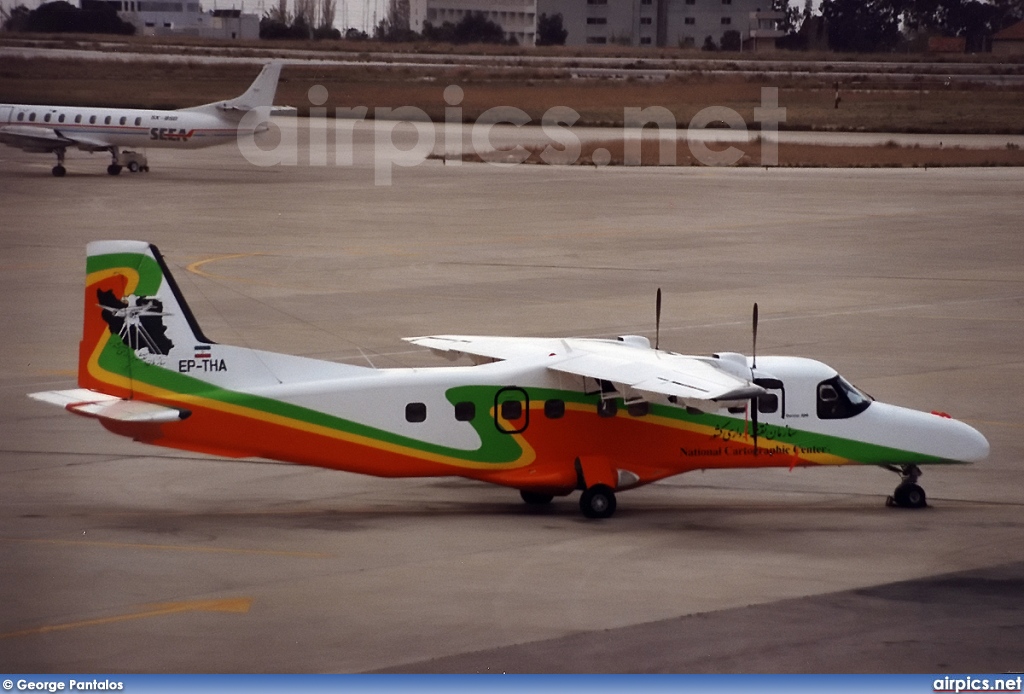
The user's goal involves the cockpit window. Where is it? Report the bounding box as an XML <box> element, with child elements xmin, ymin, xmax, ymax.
<box><xmin>817</xmin><ymin>376</ymin><xmax>872</xmax><ymax>419</ymax></box>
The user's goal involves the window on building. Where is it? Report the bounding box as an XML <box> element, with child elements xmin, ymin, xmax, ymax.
<box><xmin>587</xmin><ymin>17</ymin><xmax>607</xmax><ymax>24</ymax></box>
<box><xmin>685</xmin><ymin>16</ymin><xmax>696</xmax><ymax>24</ymax></box>
<box><xmin>722</xmin><ymin>0</ymin><xmax>732</xmax><ymax>4</ymax></box>
<box><xmin>405</xmin><ymin>402</ymin><xmax>427</xmax><ymax>423</ymax></box>
<box><xmin>586</xmin><ymin>36</ymin><xmax>607</xmax><ymax>43</ymax></box>
<box><xmin>640</xmin><ymin>17</ymin><xmax>652</xmax><ymax>24</ymax></box>
<box><xmin>685</xmin><ymin>0</ymin><xmax>696</xmax><ymax>4</ymax></box>
<box><xmin>641</xmin><ymin>0</ymin><xmax>652</xmax><ymax>4</ymax></box>
<box><xmin>721</xmin><ymin>16</ymin><xmax>731</xmax><ymax>24</ymax></box>
<box><xmin>640</xmin><ymin>36</ymin><xmax>652</xmax><ymax>44</ymax></box>
<box><xmin>586</xmin><ymin>0</ymin><xmax>608</xmax><ymax>4</ymax></box>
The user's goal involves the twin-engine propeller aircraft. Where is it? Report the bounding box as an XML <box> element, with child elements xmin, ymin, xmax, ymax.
<box><xmin>29</xmin><ymin>242</ymin><xmax>989</xmax><ymax>518</ymax></box>
<box><xmin>0</xmin><ymin>62</ymin><xmax>281</xmax><ymax>177</ymax></box>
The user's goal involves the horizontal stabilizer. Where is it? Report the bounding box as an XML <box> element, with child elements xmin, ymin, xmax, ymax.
<box><xmin>29</xmin><ymin>389</ymin><xmax>189</xmax><ymax>423</ymax></box>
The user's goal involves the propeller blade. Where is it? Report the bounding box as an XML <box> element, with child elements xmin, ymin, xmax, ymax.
<box><xmin>751</xmin><ymin>302</ymin><xmax>760</xmax><ymax>455</ymax></box>
<box><xmin>655</xmin><ymin>287</ymin><xmax>662</xmax><ymax>351</ymax></box>
<box><xmin>751</xmin><ymin>395</ymin><xmax>759</xmax><ymax>456</ymax></box>
<box><xmin>752</xmin><ymin>302</ymin><xmax>759</xmax><ymax>370</ymax></box>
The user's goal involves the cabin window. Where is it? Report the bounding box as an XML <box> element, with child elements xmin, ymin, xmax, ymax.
<box><xmin>597</xmin><ymin>399</ymin><xmax>617</xmax><ymax>418</ymax></box>
<box><xmin>29</xmin><ymin>113</ymin><xmax>36</xmax><ymax>122</ymax></box>
<box><xmin>134</xmin><ymin>117</ymin><xmax>142</xmax><ymax>126</ymax></box>
<box><xmin>817</xmin><ymin>376</ymin><xmax>872</xmax><ymax>420</ymax></box>
<box><xmin>74</xmin><ymin>114</ymin><xmax>82</xmax><ymax>123</ymax></box>
<box><xmin>17</xmin><ymin>112</ymin><xmax>24</xmax><ymax>121</ymax></box>
<box><xmin>758</xmin><ymin>393</ymin><xmax>779</xmax><ymax>414</ymax></box>
<box><xmin>500</xmin><ymin>400</ymin><xmax>522</xmax><ymax>421</ymax></box>
<box><xmin>454</xmin><ymin>401</ymin><xmax>475</xmax><ymax>422</ymax></box>
<box><xmin>627</xmin><ymin>401</ymin><xmax>650</xmax><ymax>417</ymax></box>
<box><xmin>119</xmin><ymin>116</ymin><xmax>127</xmax><ymax>125</ymax></box>
<box><xmin>44</xmin><ymin>113</ymin><xmax>51</xmax><ymax>122</ymax></box>
<box><xmin>104</xmin><ymin>116</ymin><xmax>111</xmax><ymax>125</ymax></box>
<box><xmin>544</xmin><ymin>399</ymin><xmax>565</xmax><ymax>419</ymax></box>
<box><xmin>405</xmin><ymin>402</ymin><xmax>427</xmax><ymax>423</ymax></box>
<box><xmin>90</xmin><ymin>115</ymin><xmax>97</xmax><ymax>124</ymax></box>
<box><xmin>58</xmin><ymin>114</ymin><xmax>65</xmax><ymax>123</ymax></box>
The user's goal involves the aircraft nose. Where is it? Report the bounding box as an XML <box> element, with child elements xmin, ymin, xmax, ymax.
<box><xmin>869</xmin><ymin>403</ymin><xmax>990</xmax><ymax>463</ymax></box>
<box><xmin>927</xmin><ymin>412</ymin><xmax>990</xmax><ymax>463</ymax></box>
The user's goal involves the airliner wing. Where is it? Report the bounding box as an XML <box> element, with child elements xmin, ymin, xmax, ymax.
<box><xmin>29</xmin><ymin>388</ymin><xmax>190</xmax><ymax>423</ymax></box>
<box><xmin>0</xmin><ymin>125</ymin><xmax>76</xmax><ymax>152</ymax></box>
<box><xmin>0</xmin><ymin>126</ymin><xmax>111</xmax><ymax>153</ymax></box>
<box><xmin>406</xmin><ymin>335</ymin><xmax>763</xmax><ymax>410</ymax></box>
<box><xmin>405</xmin><ymin>335</ymin><xmax>560</xmax><ymax>362</ymax></box>
<box><xmin>549</xmin><ymin>352</ymin><xmax>763</xmax><ymax>407</ymax></box>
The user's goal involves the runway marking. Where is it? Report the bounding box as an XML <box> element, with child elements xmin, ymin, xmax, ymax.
<box><xmin>184</xmin><ymin>252</ymin><xmax>289</xmax><ymax>287</ymax></box>
<box><xmin>0</xmin><ymin>537</ymin><xmax>330</xmax><ymax>559</ymax></box>
<box><xmin>0</xmin><ymin>598</ymin><xmax>252</xmax><ymax>640</ymax></box>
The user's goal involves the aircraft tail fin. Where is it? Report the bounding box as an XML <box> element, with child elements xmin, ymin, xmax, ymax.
<box><xmin>79</xmin><ymin>240</ymin><xmax>213</xmax><ymax>397</ymax></box>
<box><xmin>78</xmin><ymin>241</ymin><xmax>368</xmax><ymax>400</ymax></box>
<box><xmin>182</xmin><ymin>61</ymin><xmax>282</xmax><ymax>119</ymax></box>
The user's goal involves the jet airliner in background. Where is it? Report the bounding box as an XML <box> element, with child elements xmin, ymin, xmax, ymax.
<box><xmin>29</xmin><ymin>242</ymin><xmax>989</xmax><ymax>518</ymax></box>
<box><xmin>0</xmin><ymin>61</ymin><xmax>281</xmax><ymax>176</ymax></box>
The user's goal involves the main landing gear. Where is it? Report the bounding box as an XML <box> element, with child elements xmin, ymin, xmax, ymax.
<box><xmin>517</xmin><ymin>485</ymin><xmax>619</xmax><ymax>519</ymax></box>
<box><xmin>52</xmin><ymin>148</ymin><xmax>66</xmax><ymax>177</ymax></box>
<box><xmin>579</xmin><ymin>484</ymin><xmax>617</xmax><ymax>519</ymax></box>
<box><xmin>885</xmin><ymin>464</ymin><xmax>928</xmax><ymax>509</ymax></box>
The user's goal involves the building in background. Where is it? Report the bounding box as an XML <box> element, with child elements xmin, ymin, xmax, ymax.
<box><xmin>81</xmin><ymin>0</ymin><xmax>259</xmax><ymax>38</ymax></box>
<box><xmin>409</xmin><ymin>0</ymin><xmax>536</xmax><ymax>45</ymax></box>
<box><xmin>407</xmin><ymin>0</ymin><xmax>782</xmax><ymax>49</ymax></box>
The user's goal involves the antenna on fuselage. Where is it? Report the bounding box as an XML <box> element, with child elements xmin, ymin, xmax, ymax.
<box><xmin>655</xmin><ymin>287</ymin><xmax>662</xmax><ymax>350</ymax></box>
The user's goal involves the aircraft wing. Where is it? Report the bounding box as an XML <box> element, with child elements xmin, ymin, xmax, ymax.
<box><xmin>549</xmin><ymin>352</ymin><xmax>763</xmax><ymax>408</ymax></box>
<box><xmin>405</xmin><ymin>335</ymin><xmax>563</xmax><ymax>362</ymax></box>
<box><xmin>29</xmin><ymin>389</ymin><xmax>190</xmax><ymax>424</ymax></box>
<box><xmin>0</xmin><ymin>126</ymin><xmax>111</xmax><ymax>153</ymax></box>
<box><xmin>0</xmin><ymin>125</ymin><xmax>76</xmax><ymax>153</ymax></box>
<box><xmin>406</xmin><ymin>335</ymin><xmax>763</xmax><ymax>410</ymax></box>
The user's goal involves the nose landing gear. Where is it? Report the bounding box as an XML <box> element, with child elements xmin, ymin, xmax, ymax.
<box><xmin>884</xmin><ymin>464</ymin><xmax>927</xmax><ymax>509</ymax></box>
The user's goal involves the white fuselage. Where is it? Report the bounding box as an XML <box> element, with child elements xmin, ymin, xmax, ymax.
<box><xmin>0</xmin><ymin>103</ymin><xmax>247</xmax><ymax>152</ymax></box>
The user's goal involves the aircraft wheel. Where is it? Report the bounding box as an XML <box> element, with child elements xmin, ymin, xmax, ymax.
<box><xmin>128</xmin><ymin>161</ymin><xmax>140</xmax><ymax>173</ymax></box>
<box><xmin>579</xmin><ymin>484</ymin><xmax>616</xmax><ymax>519</ymax></box>
<box><xmin>107</xmin><ymin>164</ymin><xmax>122</xmax><ymax>176</ymax></box>
<box><xmin>520</xmin><ymin>490</ymin><xmax>554</xmax><ymax>506</ymax></box>
<box><xmin>891</xmin><ymin>483</ymin><xmax>927</xmax><ymax>509</ymax></box>
<box><xmin>52</xmin><ymin>165</ymin><xmax>66</xmax><ymax>177</ymax></box>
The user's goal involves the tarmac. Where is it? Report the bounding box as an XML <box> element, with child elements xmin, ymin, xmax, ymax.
<box><xmin>1</xmin><ymin>126</ymin><xmax>1023</xmax><ymax>672</ymax></box>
